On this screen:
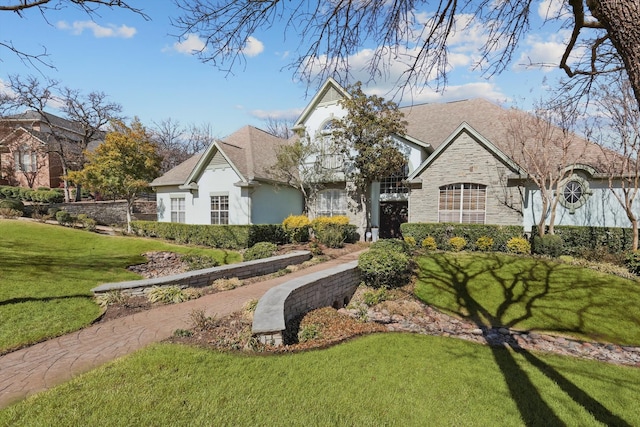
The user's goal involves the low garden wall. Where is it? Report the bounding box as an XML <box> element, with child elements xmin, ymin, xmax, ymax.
<box><xmin>91</xmin><ymin>251</ymin><xmax>312</xmax><ymax>296</ymax></box>
<box><xmin>252</xmin><ymin>261</ymin><xmax>360</xmax><ymax>346</ymax></box>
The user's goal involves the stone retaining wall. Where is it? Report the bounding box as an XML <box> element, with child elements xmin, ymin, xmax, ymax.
<box><xmin>50</xmin><ymin>200</ymin><xmax>156</xmax><ymax>225</ymax></box>
<box><xmin>252</xmin><ymin>261</ymin><xmax>360</xmax><ymax>346</ymax></box>
<box><xmin>91</xmin><ymin>251</ymin><xmax>312</xmax><ymax>296</ymax></box>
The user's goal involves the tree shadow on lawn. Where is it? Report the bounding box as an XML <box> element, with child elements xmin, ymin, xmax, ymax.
<box><xmin>419</xmin><ymin>253</ymin><xmax>633</xmax><ymax>426</ymax></box>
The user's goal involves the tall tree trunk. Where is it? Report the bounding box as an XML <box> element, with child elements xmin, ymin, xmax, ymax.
<box><xmin>588</xmin><ymin>0</ymin><xmax>640</xmax><ymax>108</ymax></box>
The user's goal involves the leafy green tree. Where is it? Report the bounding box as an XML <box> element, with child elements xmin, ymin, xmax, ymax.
<box><xmin>332</xmin><ymin>82</ymin><xmax>407</xmax><ymax>231</ymax></box>
<box><xmin>68</xmin><ymin>118</ymin><xmax>161</xmax><ymax>232</ymax></box>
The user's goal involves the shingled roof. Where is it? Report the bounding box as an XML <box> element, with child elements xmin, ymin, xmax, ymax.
<box><xmin>150</xmin><ymin>125</ymin><xmax>288</xmax><ymax>188</ymax></box>
<box><xmin>400</xmin><ymin>98</ymin><xmax>609</xmax><ymax>174</ymax></box>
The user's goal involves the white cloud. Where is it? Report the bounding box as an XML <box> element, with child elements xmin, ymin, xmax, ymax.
<box><xmin>170</xmin><ymin>34</ymin><xmax>206</xmax><ymax>55</ymax></box>
<box><xmin>250</xmin><ymin>108</ymin><xmax>302</xmax><ymax>121</ymax></box>
<box><xmin>512</xmin><ymin>30</ymin><xmax>582</xmax><ymax>72</ymax></box>
<box><xmin>241</xmin><ymin>36</ymin><xmax>264</xmax><ymax>57</ymax></box>
<box><xmin>56</xmin><ymin>20</ymin><xmax>136</xmax><ymax>38</ymax></box>
<box><xmin>538</xmin><ymin>0</ymin><xmax>567</xmax><ymax>20</ymax></box>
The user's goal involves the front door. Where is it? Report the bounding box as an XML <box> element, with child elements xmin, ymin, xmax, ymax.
<box><xmin>379</xmin><ymin>201</ymin><xmax>408</xmax><ymax>239</ymax></box>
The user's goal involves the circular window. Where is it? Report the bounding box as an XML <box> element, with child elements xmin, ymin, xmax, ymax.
<box><xmin>559</xmin><ymin>176</ymin><xmax>591</xmax><ymax>214</ymax></box>
<box><xmin>563</xmin><ymin>180</ymin><xmax>583</xmax><ymax>204</ymax></box>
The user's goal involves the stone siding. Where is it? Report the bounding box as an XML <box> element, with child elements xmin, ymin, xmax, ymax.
<box><xmin>92</xmin><ymin>251</ymin><xmax>312</xmax><ymax>296</ymax></box>
<box><xmin>409</xmin><ymin>132</ymin><xmax>522</xmax><ymax>226</ymax></box>
<box><xmin>252</xmin><ymin>261</ymin><xmax>360</xmax><ymax>346</ymax></box>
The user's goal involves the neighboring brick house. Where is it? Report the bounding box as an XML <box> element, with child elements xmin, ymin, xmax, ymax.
<box><xmin>0</xmin><ymin>111</ymin><xmax>102</xmax><ymax>189</ymax></box>
<box><xmin>151</xmin><ymin>78</ymin><xmax>635</xmax><ymax>237</ymax></box>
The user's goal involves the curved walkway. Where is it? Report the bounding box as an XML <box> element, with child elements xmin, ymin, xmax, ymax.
<box><xmin>0</xmin><ymin>250</ymin><xmax>363</xmax><ymax>409</ymax></box>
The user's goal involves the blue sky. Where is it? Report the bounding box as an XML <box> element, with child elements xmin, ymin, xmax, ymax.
<box><xmin>1</xmin><ymin>1</ymin><xmax>576</xmax><ymax>138</ymax></box>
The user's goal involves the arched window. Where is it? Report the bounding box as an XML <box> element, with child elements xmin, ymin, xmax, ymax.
<box><xmin>317</xmin><ymin>119</ymin><xmax>343</xmax><ymax>170</ymax></box>
<box><xmin>439</xmin><ymin>183</ymin><xmax>487</xmax><ymax>223</ymax></box>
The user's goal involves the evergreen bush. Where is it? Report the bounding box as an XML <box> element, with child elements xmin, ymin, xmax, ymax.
<box><xmin>244</xmin><ymin>242</ymin><xmax>278</xmax><ymax>261</ymax></box>
<box><xmin>532</xmin><ymin>234</ymin><xmax>564</xmax><ymax>257</ymax></box>
<box><xmin>358</xmin><ymin>248</ymin><xmax>410</xmax><ymax>289</ymax></box>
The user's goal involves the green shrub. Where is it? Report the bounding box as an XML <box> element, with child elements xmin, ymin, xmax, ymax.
<box><xmin>422</xmin><ymin>236</ymin><xmax>438</xmax><ymax>251</ymax></box>
<box><xmin>147</xmin><ymin>285</ymin><xmax>190</xmax><ymax>304</ymax></box>
<box><xmin>283</xmin><ymin>215</ymin><xmax>311</xmax><ymax>243</ymax></box>
<box><xmin>311</xmin><ymin>216</ymin><xmax>358</xmax><ymax>247</ymax></box>
<box><xmin>298</xmin><ymin>324</ymin><xmax>321</xmax><ymax>343</ymax></box>
<box><xmin>244</xmin><ymin>242</ymin><xmax>278</xmax><ymax>261</ymax></box>
<box><xmin>55</xmin><ymin>210</ymin><xmax>74</xmax><ymax>226</ymax></box>
<box><xmin>476</xmin><ymin>236</ymin><xmax>494</xmax><ymax>252</ymax></box>
<box><xmin>358</xmin><ymin>249</ymin><xmax>410</xmax><ymax>289</ymax></box>
<box><xmin>506</xmin><ymin>236</ymin><xmax>531</xmax><ymax>255</ymax></box>
<box><xmin>76</xmin><ymin>214</ymin><xmax>97</xmax><ymax>232</ymax></box>
<box><xmin>448</xmin><ymin>236</ymin><xmax>467</xmax><ymax>252</ymax></box>
<box><xmin>130</xmin><ymin>221</ymin><xmax>251</xmax><ymax>249</ymax></box>
<box><xmin>625</xmin><ymin>251</ymin><xmax>640</xmax><ymax>276</ymax></box>
<box><xmin>370</xmin><ymin>238</ymin><xmax>413</xmax><ymax>256</ymax></box>
<box><xmin>181</xmin><ymin>254</ymin><xmax>219</xmax><ymax>270</ymax></box>
<box><xmin>401</xmin><ymin>223</ymin><xmax>524</xmax><ymax>252</ymax></box>
<box><xmin>0</xmin><ymin>198</ymin><xmax>24</xmax><ymax>212</ymax></box>
<box><xmin>362</xmin><ymin>288</ymin><xmax>388</xmax><ymax>306</ymax></box>
<box><xmin>314</xmin><ymin>223</ymin><xmax>346</xmax><ymax>248</ymax></box>
<box><xmin>248</xmin><ymin>224</ymin><xmax>288</xmax><ymax>247</ymax></box>
<box><xmin>543</xmin><ymin>225</ymin><xmax>634</xmax><ymax>256</ymax></box>
<box><xmin>532</xmin><ymin>234</ymin><xmax>564</xmax><ymax>257</ymax></box>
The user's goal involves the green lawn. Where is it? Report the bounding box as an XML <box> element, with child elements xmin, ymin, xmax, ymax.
<box><xmin>1</xmin><ymin>334</ymin><xmax>639</xmax><ymax>426</ymax></box>
<box><xmin>0</xmin><ymin>219</ymin><xmax>241</xmax><ymax>353</ymax></box>
<box><xmin>415</xmin><ymin>252</ymin><xmax>640</xmax><ymax>345</ymax></box>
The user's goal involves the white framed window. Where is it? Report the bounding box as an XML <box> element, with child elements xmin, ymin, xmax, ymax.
<box><xmin>439</xmin><ymin>183</ymin><xmax>487</xmax><ymax>224</ymax></box>
<box><xmin>316</xmin><ymin>189</ymin><xmax>347</xmax><ymax>217</ymax></box>
<box><xmin>318</xmin><ymin>119</ymin><xmax>343</xmax><ymax>170</ymax></box>
<box><xmin>380</xmin><ymin>165</ymin><xmax>409</xmax><ymax>195</ymax></box>
<box><xmin>210</xmin><ymin>194</ymin><xmax>229</xmax><ymax>225</ymax></box>
<box><xmin>14</xmin><ymin>147</ymin><xmax>37</xmax><ymax>173</ymax></box>
<box><xmin>170</xmin><ymin>197</ymin><xmax>186</xmax><ymax>223</ymax></box>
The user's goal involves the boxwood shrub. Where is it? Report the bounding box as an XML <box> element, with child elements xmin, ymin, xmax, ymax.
<box><xmin>358</xmin><ymin>248</ymin><xmax>410</xmax><ymax>289</ymax></box>
<box><xmin>532</xmin><ymin>234</ymin><xmax>564</xmax><ymax>257</ymax></box>
<box><xmin>130</xmin><ymin>221</ymin><xmax>251</xmax><ymax>249</ymax></box>
<box><xmin>401</xmin><ymin>223</ymin><xmax>524</xmax><ymax>252</ymax></box>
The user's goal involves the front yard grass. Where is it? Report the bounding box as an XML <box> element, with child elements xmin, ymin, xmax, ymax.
<box><xmin>0</xmin><ymin>219</ymin><xmax>241</xmax><ymax>354</ymax></box>
<box><xmin>1</xmin><ymin>334</ymin><xmax>639</xmax><ymax>426</ymax></box>
<box><xmin>415</xmin><ymin>252</ymin><xmax>640</xmax><ymax>346</ymax></box>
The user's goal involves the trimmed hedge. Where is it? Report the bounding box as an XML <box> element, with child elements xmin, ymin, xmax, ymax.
<box><xmin>0</xmin><ymin>186</ymin><xmax>63</xmax><ymax>203</ymax></box>
<box><xmin>130</xmin><ymin>221</ymin><xmax>251</xmax><ymax>249</ymax></box>
<box><xmin>546</xmin><ymin>226</ymin><xmax>635</xmax><ymax>256</ymax></box>
<box><xmin>400</xmin><ymin>223</ymin><xmax>524</xmax><ymax>252</ymax></box>
<box><xmin>130</xmin><ymin>221</ymin><xmax>292</xmax><ymax>249</ymax></box>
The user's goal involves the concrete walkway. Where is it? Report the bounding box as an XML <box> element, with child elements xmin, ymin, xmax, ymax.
<box><xmin>0</xmin><ymin>250</ymin><xmax>363</xmax><ymax>409</ymax></box>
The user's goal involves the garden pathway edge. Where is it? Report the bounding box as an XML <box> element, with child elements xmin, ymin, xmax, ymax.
<box><xmin>0</xmin><ymin>250</ymin><xmax>363</xmax><ymax>409</ymax></box>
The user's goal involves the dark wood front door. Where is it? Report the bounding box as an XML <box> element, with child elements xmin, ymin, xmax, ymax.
<box><xmin>379</xmin><ymin>201</ymin><xmax>408</xmax><ymax>239</ymax></box>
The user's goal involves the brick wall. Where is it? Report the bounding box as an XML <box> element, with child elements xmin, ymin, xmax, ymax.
<box><xmin>252</xmin><ymin>261</ymin><xmax>360</xmax><ymax>346</ymax></box>
<box><xmin>92</xmin><ymin>251</ymin><xmax>312</xmax><ymax>296</ymax></box>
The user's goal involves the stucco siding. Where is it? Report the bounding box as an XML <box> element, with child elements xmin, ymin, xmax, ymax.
<box><xmin>251</xmin><ymin>184</ymin><xmax>304</xmax><ymax>224</ymax></box>
<box><xmin>523</xmin><ymin>178</ymin><xmax>640</xmax><ymax>232</ymax></box>
<box><xmin>409</xmin><ymin>132</ymin><xmax>522</xmax><ymax>226</ymax></box>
